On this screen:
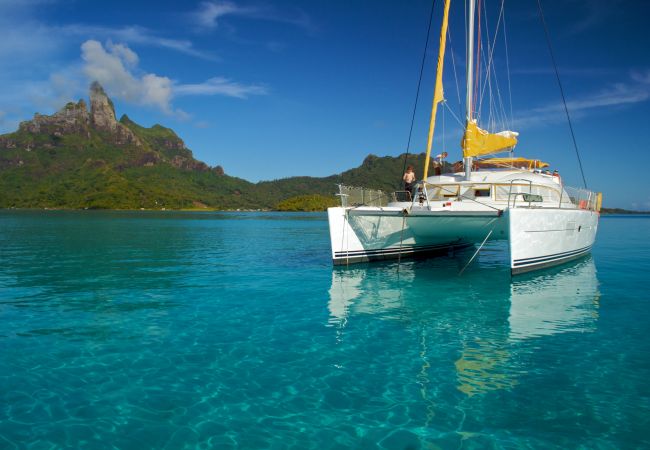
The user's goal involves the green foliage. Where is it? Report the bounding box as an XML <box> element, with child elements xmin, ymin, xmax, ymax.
<box><xmin>0</xmin><ymin>104</ymin><xmax>438</xmax><ymax>210</ymax></box>
<box><xmin>601</xmin><ymin>208</ymin><xmax>650</xmax><ymax>215</ymax></box>
<box><xmin>276</xmin><ymin>194</ymin><xmax>339</xmax><ymax>212</ymax></box>
<box><xmin>120</xmin><ymin>115</ymin><xmax>194</xmax><ymax>161</ymax></box>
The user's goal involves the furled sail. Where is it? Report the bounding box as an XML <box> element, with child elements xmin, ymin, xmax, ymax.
<box><xmin>462</xmin><ymin>120</ymin><xmax>518</xmax><ymax>158</ymax></box>
<box><xmin>422</xmin><ymin>0</ymin><xmax>451</xmax><ymax>180</ymax></box>
<box><xmin>475</xmin><ymin>157</ymin><xmax>549</xmax><ymax>169</ymax></box>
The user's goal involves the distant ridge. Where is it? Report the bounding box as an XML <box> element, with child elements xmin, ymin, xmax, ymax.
<box><xmin>0</xmin><ymin>82</ymin><xmax>424</xmax><ymax>210</ymax></box>
<box><xmin>600</xmin><ymin>208</ymin><xmax>650</xmax><ymax>215</ymax></box>
<box><xmin>0</xmin><ymin>82</ymin><xmax>257</xmax><ymax>209</ymax></box>
<box><xmin>0</xmin><ymin>84</ymin><xmax>631</xmax><ymax>211</ymax></box>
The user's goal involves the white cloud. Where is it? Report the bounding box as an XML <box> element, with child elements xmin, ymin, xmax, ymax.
<box><xmin>512</xmin><ymin>71</ymin><xmax>650</xmax><ymax>129</ymax></box>
<box><xmin>29</xmin><ymin>71</ymin><xmax>84</xmax><ymax>111</ymax></box>
<box><xmin>141</xmin><ymin>74</ymin><xmax>174</xmax><ymax>112</ymax></box>
<box><xmin>192</xmin><ymin>1</ymin><xmax>249</xmax><ymax>29</ymax></box>
<box><xmin>82</xmin><ymin>40</ymin><xmax>145</xmax><ymax>102</ymax></box>
<box><xmin>107</xmin><ymin>42</ymin><xmax>138</xmax><ymax>66</ymax></box>
<box><xmin>0</xmin><ymin>20</ymin><xmax>62</xmax><ymax>62</ymax></box>
<box><xmin>175</xmin><ymin>77</ymin><xmax>267</xmax><ymax>98</ymax></box>
<box><xmin>175</xmin><ymin>109</ymin><xmax>192</xmax><ymax>122</ymax></box>
<box><xmin>631</xmin><ymin>70</ymin><xmax>650</xmax><ymax>85</ymax></box>
<box><xmin>61</xmin><ymin>24</ymin><xmax>217</xmax><ymax>61</ymax></box>
<box><xmin>80</xmin><ymin>40</ymin><xmax>266</xmax><ymax>116</ymax></box>
<box><xmin>190</xmin><ymin>1</ymin><xmax>314</xmax><ymax>32</ymax></box>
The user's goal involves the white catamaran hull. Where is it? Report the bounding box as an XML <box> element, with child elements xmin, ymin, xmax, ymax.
<box><xmin>509</xmin><ymin>208</ymin><xmax>598</xmax><ymax>274</ymax></box>
<box><xmin>328</xmin><ymin>205</ymin><xmax>598</xmax><ymax>274</ymax></box>
<box><xmin>328</xmin><ymin>206</ymin><xmax>505</xmax><ymax>264</ymax></box>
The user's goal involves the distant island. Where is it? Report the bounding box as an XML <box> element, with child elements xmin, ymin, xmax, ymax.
<box><xmin>0</xmin><ymin>82</ymin><xmax>645</xmax><ymax>213</ymax></box>
<box><xmin>600</xmin><ymin>208</ymin><xmax>650</xmax><ymax>215</ymax></box>
<box><xmin>0</xmin><ymin>82</ymin><xmax>425</xmax><ymax>211</ymax></box>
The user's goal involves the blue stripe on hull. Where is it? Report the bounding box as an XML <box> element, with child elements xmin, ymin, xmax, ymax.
<box><xmin>513</xmin><ymin>245</ymin><xmax>592</xmax><ymax>266</ymax></box>
<box><xmin>333</xmin><ymin>242</ymin><xmax>471</xmax><ymax>265</ymax></box>
<box><xmin>511</xmin><ymin>246</ymin><xmax>592</xmax><ymax>274</ymax></box>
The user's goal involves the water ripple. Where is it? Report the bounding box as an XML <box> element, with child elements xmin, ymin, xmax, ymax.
<box><xmin>0</xmin><ymin>211</ymin><xmax>648</xmax><ymax>448</ymax></box>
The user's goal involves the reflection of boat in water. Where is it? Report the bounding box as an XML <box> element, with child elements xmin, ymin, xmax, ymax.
<box><xmin>328</xmin><ymin>257</ymin><xmax>599</xmax><ymax>336</ymax></box>
<box><xmin>327</xmin><ymin>257</ymin><xmax>599</xmax><ymax>396</ymax></box>
<box><xmin>328</xmin><ymin>265</ymin><xmax>415</xmax><ymax>326</ymax></box>
<box><xmin>508</xmin><ymin>259</ymin><xmax>600</xmax><ymax>341</ymax></box>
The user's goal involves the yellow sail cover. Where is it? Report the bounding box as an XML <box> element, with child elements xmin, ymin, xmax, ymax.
<box><xmin>462</xmin><ymin>120</ymin><xmax>518</xmax><ymax>158</ymax></box>
<box><xmin>476</xmin><ymin>157</ymin><xmax>549</xmax><ymax>169</ymax></box>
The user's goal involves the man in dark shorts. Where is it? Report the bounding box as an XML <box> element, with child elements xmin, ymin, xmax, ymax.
<box><xmin>403</xmin><ymin>166</ymin><xmax>416</xmax><ymax>199</ymax></box>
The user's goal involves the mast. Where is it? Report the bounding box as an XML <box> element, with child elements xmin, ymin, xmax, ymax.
<box><xmin>464</xmin><ymin>0</ymin><xmax>476</xmax><ymax>180</ymax></box>
<box><xmin>422</xmin><ymin>0</ymin><xmax>452</xmax><ymax>180</ymax></box>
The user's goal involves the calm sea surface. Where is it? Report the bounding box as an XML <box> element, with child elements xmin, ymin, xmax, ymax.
<box><xmin>0</xmin><ymin>211</ymin><xmax>648</xmax><ymax>449</ymax></box>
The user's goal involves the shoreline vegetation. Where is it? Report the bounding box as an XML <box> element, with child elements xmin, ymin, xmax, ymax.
<box><xmin>0</xmin><ymin>83</ymin><xmax>428</xmax><ymax>212</ymax></box>
<box><xmin>2</xmin><ymin>206</ymin><xmax>647</xmax><ymax>214</ymax></box>
<box><xmin>0</xmin><ymin>82</ymin><xmax>640</xmax><ymax>213</ymax></box>
<box><xmin>599</xmin><ymin>208</ymin><xmax>650</xmax><ymax>215</ymax></box>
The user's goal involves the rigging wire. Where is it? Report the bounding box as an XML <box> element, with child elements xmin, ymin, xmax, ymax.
<box><xmin>492</xmin><ymin>59</ymin><xmax>510</xmax><ymax>131</ymax></box>
<box><xmin>477</xmin><ymin>0</ymin><xmax>507</xmax><ymax>128</ymax></box>
<box><xmin>464</xmin><ymin>0</ymin><xmax>468</xmax><ymax>114</ymax></box>
<box><xmin>472</xmin><ymin>0</ymin><xmax>483</xmax><ymax>118</ymax></box>
<box><xmin>475</xmin><ymin>17</ymin><xmax>490</xmax><ymax>125</ymax></box>
<box><xmin>536</xmin><ymin>0</ymin><xmax>587</xmax><ymax>188</ymax></box>
<box><xmin>401</xmin><ymin>0</ymin><xmax>438</xmax><ymax>182</ymax></box>
<box><xmin>442</xmin><ymin>96</ymin><xmax>446</xmax><ymax>155</ymax></box>
<box><xmin>502</xmin><ymin>4</ymin><xmax>514</xmax><ymax>129</ymax></box>
<box><xmin>443</xmin><ymin>101</ymin><xmax>465</xmax><ymax>127</ymax></box>
<box><xmin>447</xmin><ymin>27</ymin><xmax>464</xmax><ymax>118</ymax></box>
<box><xmin>477</xmin><ymin>0</ymin><xmax>494</xmax><ymax>113</ymax></box>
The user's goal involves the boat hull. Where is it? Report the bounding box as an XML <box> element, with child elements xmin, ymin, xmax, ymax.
<box><xmin>327</xmin><ymin>207</ymin><xmax>505</xmax><ymax>265</ymax></box>
<box><xmin>327</xmin><ymin>206</ymin><xmax>599</xmax><ymax>274</ymax></box>
<box><xmin>508</xmin><ymin>208</ymin><xmax>598</xmax><ymax>274</ymax></box>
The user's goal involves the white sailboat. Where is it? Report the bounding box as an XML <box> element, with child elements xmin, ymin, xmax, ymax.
<box><xmin>327</xmin><ymin>0</ymin><xmax>601</xmax><ymax>274</ymax></box>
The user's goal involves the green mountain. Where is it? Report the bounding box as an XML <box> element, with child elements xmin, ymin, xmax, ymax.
<box><xmin>0</xmin><ymin>82</ymin><xmax>426</xmax><ymax>210</ymax></box>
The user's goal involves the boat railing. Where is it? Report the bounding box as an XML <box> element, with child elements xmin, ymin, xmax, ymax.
<box><xmin>336</xmin><ymin>182</ymin><xmax>601</xmax><ymax>211</ymax></box>
<box><xmin>336</xmin><ymin>185</ymin><xmax>390</xmax><ymax>207</ymax></box>
<box><xmin>507</xmin><ymin>179</ymin><xmax>534</xmax><ymax>208</ymax></box>
<box><xmin>393</xmin><ymin>191</ymin><xmax>413</xmax><ymax>203</ymax></box>
<box><xmin>506</xmin><ymin>180</ymin><xmax>600</xmax><ymax>211</ymax></box>
<box><xmin>562</xmin><ymin>186</ymin><xmax>600</xmax><ymax>211</ymax></box>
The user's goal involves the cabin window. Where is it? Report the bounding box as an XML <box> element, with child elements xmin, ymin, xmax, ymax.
<box><xmin>495</xmin><ymin>184</ymin><xmax>561</xmax><ymax>203</ymax></box>
<box><xmin>522</xmin><ymin>193</ymin><xmax>543</xmax><ymax>202</ymax></box>
<box><xmin>441</xmin><ymin>185</ymin><xmax>459</xmax><ymax>198</ymax></box>
<box><xmin>426</xmin><ymin>184</ymin><xmax>459</xmax><ymax>200</ymax></box>
<box><xmin>474</xmin><ymin>188</ymin><xmax>491</xmax><ymax>197</ymax></box>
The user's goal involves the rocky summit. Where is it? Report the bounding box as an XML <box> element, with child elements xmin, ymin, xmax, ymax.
<box><xmin>88</xmin><ymin>81</ymin><xmax>141</xmax><ymax>146</ymax></box>
<box><xmin>0</xmin><ymin>81</ymin><xmax>420</xmax><ymax>210</ymax></box>
<box><xmin>0</xmin><ymin>82</ymin><xmax>244</xmax><ymax>209</ymax></box>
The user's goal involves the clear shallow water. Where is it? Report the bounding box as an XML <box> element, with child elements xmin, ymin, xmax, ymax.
<box><xmin>0</xmin><ymin>211</ymin><xmax>648</xmax><ymax>449</ymax></box>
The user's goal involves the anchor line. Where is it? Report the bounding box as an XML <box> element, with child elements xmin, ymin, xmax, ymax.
<box><xmin>459</xmin><ymin>225</ymin><xmax>495</xmax><ymax>275</ymax></box>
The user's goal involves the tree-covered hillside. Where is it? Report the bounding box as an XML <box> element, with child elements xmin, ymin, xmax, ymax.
<box><xmin>0</xmin><ymin>82</ymin><xmax>434</xmax><ymax>210</ymax></box>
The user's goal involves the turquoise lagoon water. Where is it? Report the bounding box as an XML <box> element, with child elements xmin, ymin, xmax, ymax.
<box><xmin>0</xmin><ymin>211</ymin><xmax>649</xmax><ymax>449</ymax></box>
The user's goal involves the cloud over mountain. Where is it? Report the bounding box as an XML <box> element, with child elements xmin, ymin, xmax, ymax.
<box><xmin>80</xmin><ymin>40</ymin><xmax>267</xmax><ymax>118</ymax></box>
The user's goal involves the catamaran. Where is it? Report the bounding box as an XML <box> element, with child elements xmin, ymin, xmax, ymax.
<box><xmin>327</xmin><ymin>0</ymin><xmax>601</xmax><ymax>274</ymax></box>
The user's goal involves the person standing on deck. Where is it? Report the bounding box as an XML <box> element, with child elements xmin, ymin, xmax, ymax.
<box><xmin>403</xmin><ymin>166</ymin><xmax>416</xmax><ymax>199</ymax></box>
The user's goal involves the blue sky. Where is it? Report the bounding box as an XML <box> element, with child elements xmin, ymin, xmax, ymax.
<box><xmin>0</xmin><ymin>0</ymin><xmax>649</xmax><ymax>208</ymax></box>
